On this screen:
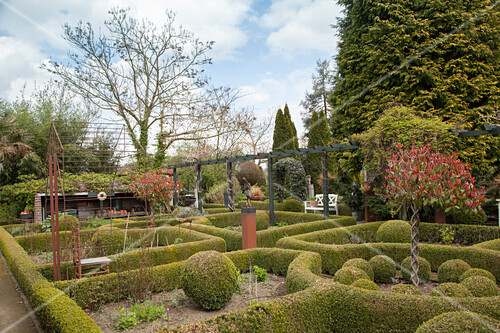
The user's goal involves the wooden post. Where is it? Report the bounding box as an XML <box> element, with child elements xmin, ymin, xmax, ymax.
<box><xmin>196</xmin><ymin>164</ymin><xmax>202</xmax><ymax>213</ymax></box>
<box><xmin>321</xmin><ymin>152</ymin><xmax>329</xmax><ymax>220</ymax></box>
<box><xmin>267</xmin><ymin>158</ymin><xmax>275</xmax><ymax>226</ymax></box>
<box><xmin>49</xmin><ymin>153</ymin><xmax>61</xmax><ymax>282</ymax></box>
<box><xmin>173</xmin><ymin>168</ymin><xmax>178</xmax><ymax>207</ymax></box>
<box><xmin>241</xmin><ymin>207</ymin><xmax>257</xmax><ymax>249</ymax></box>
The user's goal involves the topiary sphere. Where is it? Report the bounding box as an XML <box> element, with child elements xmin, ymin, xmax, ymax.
<box><xmin>333</xmin><ymin>266</ymin><xmax>370</xmax><ymax>285</ymax></box>
<box><xmin>438</xmin><ymin>259</ymin><xmax>471</xmax><ymax>283</ymax></box>
<box><xmin>236</xmin><ymin>161</ymin><xmax>263</xmax><ymax>186</ymax></box>
<box><xmin>460</xmin><ymin>276</ymin><xmax>499</xmax><ymax>297</ymax></box>
<box><xmin>459</xmin><ymin>268</ymin><xmax>496</xmax><ymax>283</ymax></box>
<box><xmin>369</xmin><ymin>255</ymin><xmax>396</xmax><ymax>283</ymax></box>
<box><xmin>351</xmin><ymin>278</ymin><xmax>380</xmax><ymax>291</ymax></box>
<box><xmin>430</xmin><ymin>283</ymin><xmax>473</xmax><ymax>297</ymax></box>
<box><xmin>282</xmin><ymin>198</ymin><xmax>304</xmax><ymax>212</ymax></box>
<box><xmin>343</xmin><ymin>258</ymin><xmax>374</xmax><ymax>281</ymax></box>
<box><xmin>400</xmin><ymin>256</ymin><xmax>431</xmax><ymax>283</ymax></box>
<box><xmin>375</xmin><ymin>220</ymin><xmax>411</xmax><ymax>243</ymax></box>
<box><xmin>180</xmin><ymin>251</ymin><xmax>238</xmax><ymax>310</ymax></box>
<box><xmin>416</xmin><ymin>311</ymin><xmax>500</xmax><ymax>333</ymax></box>
<box><xmin>390</xmin><ymin>284</ymin><xmax>422</xmax><ymax>296</ymax></box>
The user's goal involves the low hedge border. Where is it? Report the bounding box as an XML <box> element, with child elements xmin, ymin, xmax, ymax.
<box><xmin>38</xmin><ymin>226</ymin><xmax>226</xmax><ymax>281</ymax></box>
<box><xmin>277</xmin><ymin>232</ymin><xmax>500</xmax><ymax>282</ymax></box>
<box><xmin>0</xmin><ymin>227</ymin><xmax>101</xmax><ymax>332</ymax></box>
<box><xmin>167</xmin><ymin>280</ymin><xmax>500</xmax><ymax>333</ymax></box>
<box><xmin>419</xmin><ymin>224</ymin><xmax>500</xmax><ymax>245</ymax></box>
<box><xmin>55</xmin><ymin>248</ymin><xmax>321</xmax><ymax>310</ymax></box>
<box><xmin>473</xmin><ymin>239</ymin><xmax>500</xmax><ymax>251</ymax></box>
<box><xmin>204</xmin><ymin>208</ymin><xmax>232</xmax><ymax>214</ymax></box>
<box><xmin>194</xmin><ymin>211</ymin><xmax>270</xmax><ymax>231</ymax></box>
<box><xmin>182</xmin><ymin>217</ymin><xmax>355</xmax><ymax>251</ymax></box>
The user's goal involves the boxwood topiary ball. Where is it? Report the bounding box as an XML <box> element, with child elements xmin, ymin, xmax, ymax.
<box><xmin>460</xmin><ymin>276</ymin><xmax>499</xmax><ymax>297</ymax></box>
<box><xmin>343</xmin><ymin>258</ymin><xmax>374</xmax><ymax>281</ymax></box>
<box><xmin>459</xmin><ymin>268</ymin><xmax>496</xmax><ymax>283</ymax></box>
<box><xmin>437</xmin><ymin>259</ymin><xmax>471</xmax><ymax>283</ymax></box>
<box><xmin>390</xmin><ymin>284</ymin><xmax>422</xmax><ymax>295</ymax></box>
<box><xmin>282</xmin><ymin>198</ymin><xmax>304</xmax><ymax>212</ymax></box>
<box><xmin>333</xmin><ymin>266</ymin><xmax>370</xmax><ymax>285</ymax></box>
<box><xmin>375</xmin><ymin>220</ymin><xmax>411</xmax><ymax>243</ymax></box>
<box><xmin>416</xmin><ymin>311</ymin><xmax>500</xmax><ymax>333</ymax></box>
<box><xmin>351</xmin><ymin>278</ymin><xmax>380</xmax><ymax>291</ymax></box>
<box><xmin>430</xmin><ymin>283</ymin><xmax>473</xmax><ymax>297</ymax></box>
<box><xmin>369</xmin><ymin>255</ymin><xmax>396</xmax><ymax>283</ymax></box>
<box><xmin>180</xmin><ymin>251</ymin><xmax>238</xmax><ymax>310</ymax></box>
<box><xmin>400</xmin><ymin>256</ymin><xmax>431</xmax><ymax>283</ymax></box>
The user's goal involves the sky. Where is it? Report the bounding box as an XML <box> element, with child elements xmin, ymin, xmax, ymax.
<box><xmin>0</xmin><ymin>0</ymin><xmax>343</xmax><ymax>136</ymax></box>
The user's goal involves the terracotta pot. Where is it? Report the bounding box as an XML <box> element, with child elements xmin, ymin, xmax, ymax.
<box><xmin>363</xmin><ymin>182</ymin><xmax>373</xmax><ymax>192</ymax></box>
<box><xmin>310</xmin><ymin>200</ymin><xmax>318</xmax><ymax>207</ymax></box>
<box><xmin>251</xmin><ymin>196</ymin><xmax>263</xmax><ymax>201</ymax></box>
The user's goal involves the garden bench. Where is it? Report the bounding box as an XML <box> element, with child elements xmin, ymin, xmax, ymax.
<box><xmin>304</xmin><ymin>194</ymin><xmax>338</xmax><ymax>215</ymax></box>
<box><xmin>72</xmin><ymin>223</ymin><xmax>112</xmax><ymax>279</ymax></box>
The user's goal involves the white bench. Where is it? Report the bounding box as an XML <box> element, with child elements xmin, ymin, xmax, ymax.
<box><xmin>304</xmin><ymin>194</ymin><xmax>338</xmax><ymax>215</ymax></box>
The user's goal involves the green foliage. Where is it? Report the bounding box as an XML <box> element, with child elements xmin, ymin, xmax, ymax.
<box><xmin>252</xmin><ymin>265</ymin><xmax>268</xmax><ymax>282</ymax></box>
<box><xmin>376</xmin><ymin>220</ymin><xmax>411</xmax><ymax>243</ymax></box>
<box><xmin>351</xmin><ymin>278</ymin><xmax>380</xmax><ymax>291</ymax></box>
<box><xmin>115</xmin><ymin>308</ymin><xmax>140</xmax><ymax>330</ymax></box>
<box><xmin>331</xmin><ymin>0</ymin><xmax>500</xmax><ymax>181</ymax></box>
<box><xmin>273</xmin><ymin>157</ymin><xmax>307</xmax><ymax>202</ymax></box>
<box><xmin>173</xmin><ymin>237</ymin><xmax>183</xmax><ymax>244</ymax></box>
<box><xmin>400</xmin><ymin>256</ymin><xmax>431</xmax><ymax>282</ymax></box>
<box><xmin>333</xmin><ymin>266</ymin><xmax>370</xmax><ymax>285</ymax></box>
<box><xmin>416</xmin><ymin>311</ymin><xmax>500</xmax><ymax>333</ymax></box>
<box><xmin>115</xmin><ymin>300</ymin><xmax>164</xmax><ymax>330</ymax></box>
<box><xmin>205</xmin><ymin>178</ymin><xmax>240</xmax><ymax>204</ymax></box>
<box><xmin>430</xmin><ymin>283</ymin><xmax>473</xmax><ymax>297</ymax></box>
<box><xmin>283</xmin><ymin>104</ymin><xmax>299</xmax><ymax>151</ymax></box>
<box><xmin>390</xmin><ymin>284</ymin><xmax>422</xmax><ymax>295</ymax></box>
<box><xmin>171</xmin><ymin>207</ymin><xmax>205</xmax><ymax>218</ymax></box>
<box><xmin>303</xmin><ymin>110</ymin><xmax>333</xmax><ymax>185</ymax></box>
<box><xmin>353</xmin><ymin>106</ymin><xmax>456</xmax><ymax>176</ymax></box>
<box><xmin>449</xmin><ymin>208</ymin><xmax>487</xmax><ymax>225</ymax></box>
<box><xmin>369</xmin><ymin>255</ymin><xmax>396</xmax><ymax>283</ymax></box>
<box><xmin>342</xmin><ymin>258</ymin><xmax>374</xmax><ymax>281</ymax></box>
<box><xmin>420</xmin><ymin>223</ymin><xmax>500</xmax><ymax>246</ymax></box>
<box><xmin>460</xmin><ymin>268</ymin><xmax>496</xmax><ymax>283</ymax></box>
<box><xmin>339</xmin><ymin>181</ymin><xmax>363</xmax><ymax>212</ymax></box>
<box><xmin>473</xmin><ymin>238</ymin><xmax>500</xmax><ymax>251</ymax></box>
<box><xmin>180</xmin><ymin>251</ymin><xmax>238</xmax><ymax>310</ymax></box>
<box><xmin>365</xmin><ymin>195</ymin><xmax>392</xmax><ymax>220</ymax></box>
<box><xmin>281</xmin><ymin>198</ymin><xmax>304</xmax><ymax>212</ymax></box>
<box><xmin>460</xmin><ymin>276</ymin><xmax>499</xmax><ymax>297</ymax></box>
<box><xmin>438</xmin><ymin>259</ymin><xmax>471</xmax><ymax>283</ymax></box>
<box><xmin>440</xmin><ymin>226</ymin><xmax>455</xmax><ymax>245</ymax></box>
<box><xmin>272</xmin><ymin>108</ymin><xmax>293</xmax><ymax>152</ymax></box>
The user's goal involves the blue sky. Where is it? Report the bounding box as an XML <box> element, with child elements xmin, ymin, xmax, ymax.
<box><xmin>0</xmin><ymin>0</ymin><xmax>343</xmax><ymax>136</ymax></box>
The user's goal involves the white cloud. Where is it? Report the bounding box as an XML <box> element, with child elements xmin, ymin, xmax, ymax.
<box><xmin>259</xmin><ymin>0</ymin><xmax>341</xmax><ymax>58</ymax></box>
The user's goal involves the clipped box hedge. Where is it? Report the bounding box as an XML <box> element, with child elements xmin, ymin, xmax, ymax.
<box><xmin>38</xmin><ymin>226</ymin><xmax>226</xmax><ymax>281</ymax></box>
<box><xmin>182</xmin><ymin>216</ymin><xmax>355</xmax><ymax>251</ymax></box>
<box><xmin>194</xmin><ymin>211</ymin><xmax>270</xmax><ymax>231</ymax></box>
<box><xmin>419</xmin><ymin>223</ymin><xmax>500</xmax><ymax>245</ymax></box>
<box><xmin>55</xmin><ymin>247</ymin><xmax>321</xmax><ymax>310</ymax></box>
<box><xmin>473</xmin><ymin>238</ymin><xmax>500</xmax><ymax>251</ymax></box>
<box><xmin>167</xmin><ymin>280</ymin><xmax>500</xmax><ymax>333</ymax></box>
<box><xmin>0</xmin><ymin>227</ymin><xmax>101</xmax><ymax>332</ymax></box>
<box><xmin>277</xmin><ymin>226</ymin><xmax>500</xmax><ymax>282</ymax></box>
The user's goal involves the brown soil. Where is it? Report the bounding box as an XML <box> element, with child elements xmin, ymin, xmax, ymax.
<box><xmin>89</xmin><ymin>273</ymin><xmax>287</xmax><ymax>332</ymax></box>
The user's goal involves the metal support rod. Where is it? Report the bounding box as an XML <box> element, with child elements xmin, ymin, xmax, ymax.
<box><xmin>322</xmin><ymin>152</ymin><xmax>329</xmax><ymax>220</ymax></box>
<box><xmin>196</xmin><ymin>164</ymin><xmax>202</xmax><ymax>213</ymax></box>
<box><xmin>173</xmin><ymin>168</ymin><xmax>178</xmax><ymax>207</ymax></box>
<box><xmin>227</xmin><ymin>161</ymin><xmax>234</xmax><ymax>212</ymax></box>
<box><xmin>49</xmin><ymin>153</ymin><xmax>61</xmax><ymax>281</ymax></box>
<box><xmin>267</xmin><ymin>158</ymin><xmax>275</xmax><ymax>226</ymax></box>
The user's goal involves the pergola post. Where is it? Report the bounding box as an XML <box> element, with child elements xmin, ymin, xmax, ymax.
<box><xmin>267</xmin><ymin>157</ymin><xmax>275</xmax><ymax>226</ymax></box>
<box><xmin>226</xmin><ymin>160</ymin><xmax>235</xmax><ymax>212</ymax></box>
<box><xmin>196</xmin><ymin>164</ymin><xmax>202</xmax><ymax>213</ymax></box>
<box><xmin>48</xmin><ymin>153</ymin><xmax>61</xmax><ymax>281</ymax></box>
<box><xmin>322</xmin><ymin>152</ymin><xmax>329</xmax><ymax>220</ymax></box>
<box><xmin>173</xmin><ymin>167</ymin><xmax>178</xmax><ymax>207</ymax></box>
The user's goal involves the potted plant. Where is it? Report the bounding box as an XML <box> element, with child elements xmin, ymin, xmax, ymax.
<box><xmin>340</xmin><ymin>181</ymin><xmax>364</xmax><ymax>220</ymax></box>
<box><xmin>251</xmin><ymin>186</ymin><xmax>264</xmax><ymax>201</ymax></box>
<box><xmin>307</xmin><ymin>197</ymin><xmax>319</xmax><ymax>207</ymax></box>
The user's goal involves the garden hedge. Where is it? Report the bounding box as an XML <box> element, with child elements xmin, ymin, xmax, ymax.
<box><xmin>276</xmin><ymin>224</ymin><xmax>500</xmax><ymax>282</ymax></box>
<box><xmin>182</xmin><ymin>217</ymin><xmax>355</xmax><ymax>251</ymax></box>
<box><xmin>55</xmin><ymin>248</ymin><xmax>321</xmax><ymax>309</ymax></box>
<box><xmin>38</xmin><ymin>226</ymin><xmax>226</xmax><ymax>281</ymax></box>
<box><xmin>0</xmin><ymin>227</ymin><xmax>101</xmax><ymax>332</ymax></box>
<box><xmin>166</xmin><ymin>279</ymin><xmax>500</xmax><ymax>333</ymax></box>
<box><xmin>419</xmin><ymin>223</ymin><xmax>500</xmax><ymax>245</ymax></box>
<box><xmin>473</xmin><ymin>238</ymin><xmax>500</xmax><ymax>251</ymax></box>
<box><xmin>194</xmin><ymin>211</ymin><xmax>269</xmax><ymax>230</ymax></box>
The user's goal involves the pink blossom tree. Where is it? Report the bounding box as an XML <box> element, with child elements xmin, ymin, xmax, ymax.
<box><xmin>384</xmin><ymin>144</ymin><xmax>484</xmax><ymax>286</ymax></box>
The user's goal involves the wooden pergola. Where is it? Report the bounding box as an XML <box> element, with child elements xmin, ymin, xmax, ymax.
<box><xmin>167</xmin><ymin>143</ymin><xmax>358</xmax><ymax>225</ymax></box>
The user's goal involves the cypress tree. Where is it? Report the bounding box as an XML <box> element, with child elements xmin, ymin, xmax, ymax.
<box><xmin>272</xmin><ymin>108</ymin><xmax>289</xmax><ymax>151</ymax></box>
<box><xmin>283</xmin><ymin>104</ymin><xmax>299</xmax><ymax>150</ymax></box>
<box><xmin>330</xmin><ymin>0</ymin><xmax>500</xmax><ymax>179</ymax></box>
<box><xmin>305</xmin><ymin>110</ymin><xmax>333</xmax><ymax>186</ymax></box>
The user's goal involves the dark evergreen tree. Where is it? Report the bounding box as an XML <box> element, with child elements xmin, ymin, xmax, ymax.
<box><xmin>272</xmin><ymin>108</ymin><xmax>289</xmax><ymax>151</ymax></box>
<box><xmin>304</xmin><ymin>110</ymin><xmax>333</xmax><ymax>187</ymax></box>
<box><xmin>330</xmin><ymin>0</ymin><xmax>500</xmax><ymax>180</ymax></box>
<box><xmin>300</xmin><ymin>59</ymin><xmax>335</xmax><ymax>137</ymax></box>
<box><xmin>283</xmin><ymin>104</ymin><xmax>299</xmax><ymax>150</ymax></box>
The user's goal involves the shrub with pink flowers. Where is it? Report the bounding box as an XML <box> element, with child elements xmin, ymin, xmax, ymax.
<box><xmin>130</xmin><ymin>169</ymin><xmax>182</xmax><ymax>214</ymax></box>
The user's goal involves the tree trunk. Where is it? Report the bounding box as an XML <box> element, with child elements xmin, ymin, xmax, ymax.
<box><xmin>410</xmin><ymin>209</ymin><xmax>420</xmax><ymax>286</ymax></box>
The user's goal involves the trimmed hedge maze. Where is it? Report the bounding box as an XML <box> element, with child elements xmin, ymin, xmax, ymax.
<box><xmin>0</xmin><ymin>214</ymin><xmax>499</xmax><ymax>332</ymax></box>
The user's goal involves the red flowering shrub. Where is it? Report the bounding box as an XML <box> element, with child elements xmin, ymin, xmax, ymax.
<box><xmin>130</xmin><ymin>169</ymin><xmax>182</xmax><ymax>213</ymax></box>
<box><xmin>384</xmin><ymin>144</ymin><xmax>484</xmax><ymax>216</ymax></box>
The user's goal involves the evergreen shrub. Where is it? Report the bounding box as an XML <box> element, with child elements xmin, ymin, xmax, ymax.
<box><xmin>351</xmin><ymin>278</ymin><xmax>380</xmax><ymax>291</ymax></box>
<box><xmin>333</xmin><ymin>266</ymin><xmax>370</xmax><ymax>285</ymax></box>
<box><xmin>390</xmin><ymin>284</ymin><xmax>422</xmax><ymax>295</ymax></box>
<box><xmin>460</xmin><ymin>276</ymin><xmax>499</xmax><ymax>297</ymax></box>
<box><xmin>416</xmin><ymin>311</ymin><xmax>500</xmax><ymax>333</ymax></box>
<box><xmin>430</xmin><ymin>283</ymin><xmax>473</xmax><ymax>297</ymax></box>
<box><xmin>459</xmin><ymin>268</ymin><xmax>496</xmax><ymax>283</ymax></box>
<box><xmin>376</xmin><ymin>220</ymin><xmax>411</xmax><ymax>243</ymax></box>
<box><xmin>369</xmin><ymin>255</ymin><xmax>396</xmax><ymax>283</ymax></box>
<box><xmin>400</xmin><ymin>256</ymin><xmax>431</xmax><ymax>282</ymax></box>
<box><xmin>342</xmin><ymin>258</ymin><xmax>374</xmax><ymax>280</ymax></box>
<box><xmin>438</xmin><ymin>259</ymin><xmax>471</xmax><ymax>283</ymax></box>
<box><xmin>282</xmin><ymin>198</ymin><xmax>304</xmax><ymax>212</ymax></box>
